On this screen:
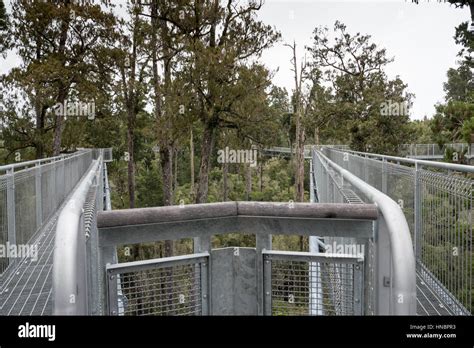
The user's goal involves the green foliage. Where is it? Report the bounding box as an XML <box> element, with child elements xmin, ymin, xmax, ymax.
<box><xmin>307</xmin><ymin>21</ymin><xmax>414</xmax><ymax>154</ymax></box>
<box><xmin>431</xmin><ymin>18</ymin><xmax>474</xmax><ymax>147</ymax></box>
<box><xmin>0</xmin><ymin>0</ymin><xmax>7</xmax><ymax>32</ymax></box>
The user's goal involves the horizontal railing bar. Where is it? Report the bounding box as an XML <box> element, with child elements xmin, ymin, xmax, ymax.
<box><xmin>0</xmin><ymin>149</ymin><xmax>92</xmax><ymax>173</ymax></box>
<box><xmin>263</xmin><ymin>250</ymin><xmax>363</xmax><ymax>263</ymax></box>
<box><xmin>326</xmin><ymin>147</ymin><xmax>474</xmax><ymax>173</ymax></box>
<box><xmin>98</xmin><ymin>217</ymin><xmax>374</xmax><ymax>247</ymax></box>
<box><xmin>106</xmin><ymin>253</ymin><xmax>209</xmax><ymax>275</ymax></box>
<box><xmin>97</xmin><ymin>202</ymin><xmax>378</xmax><ymax>229</ymax></box>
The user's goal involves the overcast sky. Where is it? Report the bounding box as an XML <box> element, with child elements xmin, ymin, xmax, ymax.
<box><xmin>258</xmin><ymin>0</ymin><xmax>469</xmax><ymax>119</ymax></box>
<box><xmin>0</xmin><ymin>0</ymin><xmax>470</xmax><ymax>120</ymax></box>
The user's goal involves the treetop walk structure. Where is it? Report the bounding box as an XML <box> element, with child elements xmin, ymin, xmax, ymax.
<box><xmin>399</xmin><ymin>143</ymin><xmax>474</xmax><ymax>161</ymax></box>
<box><xmin>0</xmin><ymin>145</ymin><xmax>472</xmax><ymax>316</ymax></box>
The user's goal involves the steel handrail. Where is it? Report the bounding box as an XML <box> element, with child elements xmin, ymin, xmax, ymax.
<box><xmin>327</xmin><ymin>147</ymin><xmax>474</xmax><ymax>173</ymax></box>
<box><xmin>0</xmin><ymin>149</ymin><xmax>92</xmax><ymax>173</ymax></box>
<box><xmin>52</xmin><ymin>158</ymin><xmax>101</xmax><ymax>315</ymax></box>
<box><xmin>314</xmin><ymin>148</ymin><xmax>417</xmax><ymax>315</ymax></box>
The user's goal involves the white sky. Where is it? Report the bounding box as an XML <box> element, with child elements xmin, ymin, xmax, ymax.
<box><xmin>0</xmin><ymin>0</ymin><xmax>470</xmax><ymax>120</ymax></box>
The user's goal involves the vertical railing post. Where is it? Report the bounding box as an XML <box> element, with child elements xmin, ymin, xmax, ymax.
<box><xmin>99</xmin><ymin>246</ymin><xmax>117</xmax><ymax>315</ymax></box>
<box><xmin>328</xmin><ymin>177</ymin><xmax>334</xmax><ymax>202</ymax></box>
<box><xmin>106</xmin><ymin>267</ymin><xmax>119</xmax><ymax>316</ymax></box>
<box><xmin>194</xmin><ymin>235</ymin><xmax>211</xmax><ymax>314</ymax></box>
<box><xmin>381</xmin><ymin>158</ymin><xmax>387</xmax><ymax>194</ymax></box>
<box><xmin>309</xmin><ymin>158</ymin><xmax>314</xmax><ymax>203</ymax></box>
<box><xmin>414</xmin><ymin>163</ymin><xmax>422</xmax><ymax>271</ymax></box>
<box><xmin>263</xmin><ymin>252</ymin><xmax>272</xmax><ymax>316</ymax></box>
<box><xmin>201</xmin><ymin>258</ymin><xmax>209</xmax><ymax>315</ymax></box>
<box><xmin>354</xmin><ymin>259</ymin><xmax>364</xmax><ymax>315</ymax></box>
<box><xmin>257</xmin><ymin>234</ymin><xmax>272</xmax><ymax>315</ymax></box>
<box><xmin>52</xmin><ymin>158</ymin><xmax>57</xmax><ymax>212</ymax></box>
<box><xmin>6</xmin><ymin>167</ymin><xmax>16</xmax><ymax>267</ymax></box>
<box><xmin>35</xmin><ymin>163</ymin><xmax>42</xmax><ymax>229</ymax></box>
<box><xmin>364</xmin><ymin>155</ymin><xmax>369</xmax><ymax>182</ymax></box>
<box><xmin>375</xmin><ymin>218</ymin><xmax>392</xmax><ymax>314</ymax></box>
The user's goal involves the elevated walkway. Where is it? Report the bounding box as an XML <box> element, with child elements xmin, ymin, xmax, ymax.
<box><xmin>0</xmin><ymin>145</ymin><xmax>471</xmax><ymax>316</ymax></box>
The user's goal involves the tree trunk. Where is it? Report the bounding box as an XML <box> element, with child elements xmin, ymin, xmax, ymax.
<box><xmin>160</xmin><ymin>146</ymin><xmax>174</xmax><ymax>206</ymax></box>
<box><xmin>174</xmin><ymin>147</ymin><xmax>178</xmax><ymax>191</ymax></box>
<box><xmin>127</xmin><ymin>110</ymin><xmax>136</xmax><ymax>208</ymax></box>
<box><xmin>52</xmin><ymin>8</ymin><xmax>70</xmax><ymax>156</ymax></box>
<box><xmin>35</xmin><ymin>101</ymin><xmax>46</xmax><ymax>159</ymax></box>
<box><xmin>223</xmin><ymin>160</ymin><xmax>228</xmax><ymax>201</ymax></box>
<box><xmin>315</xmin><ymin>126</ymin><xmax>320</xmax><ymax>145</ymax></box>
<box><xmin>245</xmin><ymin>163</ymin><xmax>252</xmax><ymax>201</ymax></box>
<box><xmin>190</xmin><ymin>127</ymin><xmax>195</xmax><ymax>195</ymax></box>
<box><xmin>195</xmin><ymin>121</ymin><xmax>216</xmax><ymax>203</ymax></box>
<box><xmin>52</xmin><ymin>88</ymin><xmax>68</xmax><ymax>156</ymax></box>
<box><xmin>295</xmin><ymin>127</ymin><xmax>305</xmax><ymax>202</ymax></box>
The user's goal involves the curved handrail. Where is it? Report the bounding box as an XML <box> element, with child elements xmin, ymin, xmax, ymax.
<box><xmin>314</xmin><ymin>149</ymin><xmax>417</xmax><ymax>315</ymax></box>
<box><xmin>52</xmin><ymin>159</ymin><xmax>101</xmax><ymax>315</ymax></box>
<box><xmin>0</xmin><ymin>149</ymin><xmax>91</xmax><ymax>173</ymax></box>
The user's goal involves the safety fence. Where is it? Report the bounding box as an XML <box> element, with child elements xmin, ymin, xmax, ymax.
<box><xmin>0</xmin><ymin>150</ymin><xmax>94</xmax><ymax>276</ymax></box>
<box><xmin>322</xmin><ymin>147</ymin><xmax>473</xmax><ymax>315</ymax></box>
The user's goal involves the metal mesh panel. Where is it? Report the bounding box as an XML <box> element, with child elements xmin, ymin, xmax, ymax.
<box><xmin>399</xmin><ymin>144</ymin><xmax>471</xmax><ymax>159</ymax></box>
<box><xmin>323</xmin><ymin>147</ymin><xmax>473</xmax><ymax>315</ymax></box>
<box><xmin>41</xmin><ymin>162</ymin><xmax>57</xmax><ymax>223</ymax></box>
<box><xmin>265</xmin><ymin>252</ymin><xmax>363</xmax><ymax>316</ymax></box>
<box><xmin>0</xmin><ymin>176</ymin><xmax>8</xmax><ymax>273</ymax></box>
<box><xmin>14</xmin><ymin>168</ymin><xmax>37</xmax><ymax>246</ymax></box>
<box><xmin>385</xmin><ymin>162</ymin><xmax>415</xmax><ymax>241</ymax></box>
<box><xmin>0</xmin><ymin>150</ymin><xmax>94</xmax><ymax>277</ymax></box>
<box><xmin>107</xmin><ymin>255</ymin><xmax>208</xmax><ymax>316</ymax></box>
<box><xmin>419</xmin><ymin>170</ymin><xmax>472</xmax><ymax>315</ymax></box>
<box><xmin>103</xmin><ymin>148</ymin><xmax>113</xmax><ymax>162</ymax></box>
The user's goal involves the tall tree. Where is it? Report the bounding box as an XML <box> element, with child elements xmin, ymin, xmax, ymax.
<box><xmin>307</xmin><ymin>21</ymin><xmax>413</xmax><ymax>153</ymax></box>
<box><xmin>5</xmin><ymin>0</ymin><xmax>116</xmax><ymax>158</ymax></box>
<box><xmin>115</xmin><ymin>2</ymin><xmax>150</xmax><ymax>208</ymax></box>
<box><xmin>285</xmin><ymin>42</ymin><xmax>306</xmax><ymax>203</ymax></box>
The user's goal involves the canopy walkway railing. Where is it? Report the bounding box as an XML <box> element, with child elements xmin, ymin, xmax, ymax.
<box><xmin>321</xmin><ymin>147</ymin><xmax>473</xmax><ymax>315</ymax></box>
<box><xmin>0</xmin><ymin>150</ymin><xmax>95</xmax><ymax>277</ymax></box>
<box><xmin>96</xmin><ymin>202</ymin><xmax>381</xmax><ymax>316</ymax></box>
<box><xmin>311</xmin><ymin>148</ymin><xmax>416</xmax><ymax>315</ymax></box>
<box><xmin>399</xmin><ymin>143</ymin><xmax>473</xmax><ymax>160</ymax></box>
<box><xmin>52</xmin><ymin>150</ymin><xmax>112</xmax><ymax>315</ymax></box>
<box><xmin>2</xmin><ymin>144</ymin><xmax>470</xmax><ymax>316</ymax></box>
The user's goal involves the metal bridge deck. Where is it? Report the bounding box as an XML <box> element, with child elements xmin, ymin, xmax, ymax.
<box><xmin>0</xmin><ymin>210</ymin><xmax>60</xmax><ymax>315</ymax></box>
<box><xmin>416</xmin><ymin>272</ymin><xmax>453</xmax><ymax>316</ymax></box>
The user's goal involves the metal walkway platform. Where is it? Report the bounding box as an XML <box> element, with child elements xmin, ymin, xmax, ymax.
<box><xmin>416</xmin><ymin>272</ymin><xmax>452</xmax><ymax>316</ymax></box>
<box><xmin>0</xmin><ymin>214</ymin><xmax>58</xmax><ymax>315</ymax></box>
<box><xmin>0</xmin><ymin>147</ymin><xmax>471</xmax><ymax>316</ymax></box>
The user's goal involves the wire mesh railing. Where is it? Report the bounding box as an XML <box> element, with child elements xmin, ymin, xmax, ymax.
<box><xmin>399</xmin><ymin>143</ymin><xmax>473</xmax><ymax>159</ymax></box>
<box><xmin>106</xmin><ymin>253</ymin><xmax>209</xmax><ymax>316</ymax></box>
<box><xmin>0</xmin><ymin>150</ymin><xmax>94</xmax><ymax>276</ymax></box>
<box><xmin>323</xmin><ymin>147</ymin><xmax>473</xmax><ymax>315</ymax></box>
<box><xmin>263</xmin><ymin>250</ymin><xmax>364</xmax><ymax>316</ymax></box>
<box><xmin>52</xmin><ymin>150</ymin><xmax>114</xmax><ymax>315</ymax></box>
<box><xmin>96</xmin><ymin>202</ymin><xmax>380</xmax><ymax>315</ymax></box>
